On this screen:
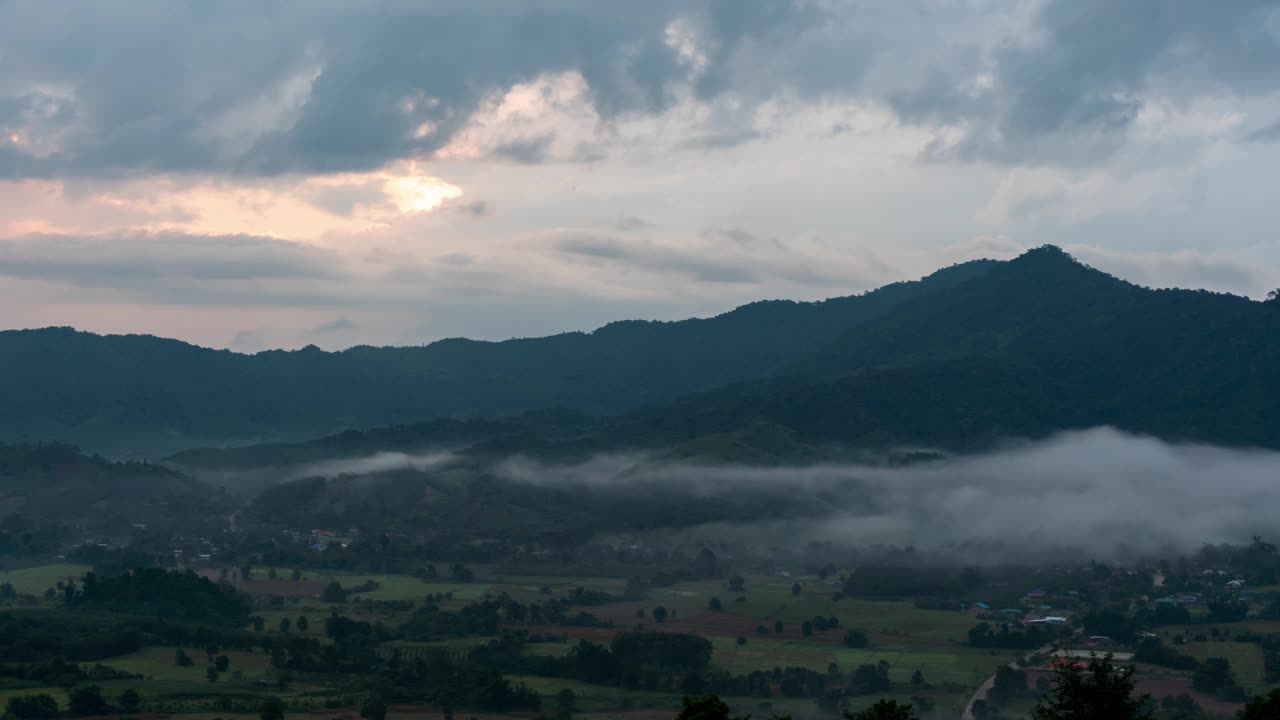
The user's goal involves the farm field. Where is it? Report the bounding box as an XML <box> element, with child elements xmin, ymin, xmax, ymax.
<box><xmin>1180</xmin><ymin>641</ymin><xmax>1267</xmax><ymax>690</ymax></box>
<box><xmin>0</xmin><ymin>562</ymin><xmax>92</xmax><ymax>595</ymax></box>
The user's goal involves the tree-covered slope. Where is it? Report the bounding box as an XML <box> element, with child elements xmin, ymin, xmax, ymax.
<box><xmin>0</xmin><ymin>442</ymin><xmax>231</xmax><ymax>533</ymax></box>
<box><xmin>0</xmin><ymin>260</ymin><xmax>996</xmax><ymax>456</ymax></box>
<box><xmin>585</xmin><ymin>246</ymin><xmax>1280</xmax><ymax>453</ymax></box>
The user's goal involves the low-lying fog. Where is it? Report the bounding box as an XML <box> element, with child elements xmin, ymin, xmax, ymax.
<box><xmin>497</xmin><ymin>427</ymin><xmax>1280</xmax><ymax>560</ymax></box>
<box><xmin>197</xmin><ymin>428</ymin><xmax>1280</xmax><ymax>561</ymax></box>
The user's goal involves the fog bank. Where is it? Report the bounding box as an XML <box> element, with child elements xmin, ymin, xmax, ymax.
<box><xmin>498</xmin><ymin>428</ymin><xmax>1280</xmax><ymax>559</ymax></box>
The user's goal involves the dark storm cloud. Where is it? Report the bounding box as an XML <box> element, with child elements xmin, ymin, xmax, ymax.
<box><xmin>919</xmin><ymin>0</ymin><xmax>1280</xmax><ymax>164</ymax></box>
<box><xmin>1</xmin><ymin>0</ymin><xmax>1277</xmax><ymax>177</ymax></box>
<box><xmin>0</xmin><ymin>0</ymin><xmax>811</xmax><ymax>177</ymax></box>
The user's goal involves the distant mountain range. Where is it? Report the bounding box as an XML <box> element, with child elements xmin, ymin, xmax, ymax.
<box><xmin>0</xmin><ymin>259</ymin><xmax>995</xmax><ymax>456</ymax></box>
<box><xmin>5</xmin><ymin>246</ymin><xmax>1280</xmax><ymax>461</ymax></box>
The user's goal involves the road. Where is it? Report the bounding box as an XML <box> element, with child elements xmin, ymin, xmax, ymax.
<box><xmin>960</xmin><ymin>642</ymin><xmax>1057</xmax><ymax>720</ymax></box>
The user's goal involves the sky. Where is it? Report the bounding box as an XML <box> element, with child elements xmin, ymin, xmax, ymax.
<box><xmin>2</xmin><ymin>0</ymin><xmax>1280</xmax><ymax>351</ymax></box>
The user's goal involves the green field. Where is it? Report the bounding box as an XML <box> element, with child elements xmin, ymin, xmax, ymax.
<box><xmin>106</xmin><ymin>646</ymin><xmax>272</xmax><ymax>683</ymax></box>
<box><xmin>0</xmin><ymin>563</ymin><xmax>91</xmax><ymax>596</ymax></box>
<box><xmin>706</xmin><ymin>635</ymin><xmax>1001</xmax><ymax>687</ymax></box>
<box><xmin>0</xmin><ymin>687</ymin><xmax>68</xmax><ymax>710</ymax></box>
<box><xmin>1180</xmin><ymin>641</ymin><xmax>1267</xmax><ymax>690</ymax></box>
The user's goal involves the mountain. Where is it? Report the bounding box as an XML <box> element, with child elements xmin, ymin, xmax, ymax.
<box><xmin>580</xmin><ymin>246</ymin><xmax>1280</xmax><ymax>454</ymax></box>
<box><xmin>0</xmin><ymin>260</ymin><xmax>995</xmax><ymax>456</ymax></box>
<box><xmin>0</xmin><ymin>442</ymin><xmax>231</xmax><ymax>534</ymax></box>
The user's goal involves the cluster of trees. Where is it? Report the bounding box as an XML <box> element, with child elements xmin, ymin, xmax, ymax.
<box><xmin>68</xmin><ymin>568</ymin><xmax>251</xmax><ymax>626</ymax></box>
<box><xmin>967</xmin><ymin>621</ymin><xmax>1066</xmax><ymax>649</ymax></box>
<box><xmin>5</xmin><ymin>686</ymin><xmax>142</xmax><ymax>720</ymax></box>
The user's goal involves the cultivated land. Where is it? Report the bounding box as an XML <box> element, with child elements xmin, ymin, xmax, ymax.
<box><xmin>7</xmin><ymin>554</ymin><xmax>1280</xmax><ymax>720</ymax></box>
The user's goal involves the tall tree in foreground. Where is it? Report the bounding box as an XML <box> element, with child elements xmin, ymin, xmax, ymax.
<box><xmin>1239</xmin><ymin>688</ymin><xmax>1280</xmax><ymax>719</ymax></box>
<box><xmin>1031</xmin><ymin>655</ymin><xmax>1154</xmax><ymax>720</ymax></box>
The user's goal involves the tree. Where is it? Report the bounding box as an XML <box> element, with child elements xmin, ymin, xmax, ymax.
<box><xmin>240</xmin><ymin>565</ymin><xmax>252</xmax><ymax>582</ymax></box>
<box><xmin>842</xmin><ymin>699</ymin><xmax>918</xmax><ymax>720</ymax></box>
<box><xmin>260</xmin><ymin>697</ymin><xmax>286</xmax><ymax>720</ymax></box>
<box><xmin>675</xmin><ymin>694</ymin><xmax>739</xmax><ymax>720</ymax></box>
<box><xmin>709</xmin><ymin>597</ymin><xmax>723</xmax><ymax>611</ymax></box>
<box><xmin>215</xmin><ymin>655</ymin><xmax>230</xmax><ymax>672</ymax></box>
<box><xmin>653</xmin><ymin>606</ymin><xmax>668</xmax><ymax>623</ymax></box>
<box><xmin>728</xmin><ymin>575</ymin><xmax>745</xmax><ymax>593</ymax></box>
<box><xmin>360</xmin><ymin>695</ymin><xmax>387</xmax><ymax>720</ymax></box>
<box><xmin>844</xmin><ymin>629</ymin><xmax>869</xmax><ymax>648</ymax></box>
<box><xmin>554</xmin><ymin>688</ymin><xmax>577</xmax><ymax>720</ymax></box>
<box><xmin>251</xmin><ymin>615</ymin><xmax>265</xmax><ymax>632</ymax></box>
<box><xmin>68</xmin><ymin>686</ymin><xmax>108</xmax><ymax>716</ymax></box>
<box><xmin>268</xmin><ymin>567</ymin><xmax>278</xmax><ymax>580</ymax></box>
<box><xmin>791</xmin><ymin>582</ymin><xmax>802</xmax><ymax>596</ymax></box>
<box><xmin>5</xmin><ymin>695</ymin><xmax>60</xmax><ymax>720</ymax></box>
<box><xmin>1031</xmin><ymin>654</ymin><xmax>1154</xmax><ymax>720</ymax></box>
<box><xmin>291</xmin><ymin>568</ymin><xmax>302</xmax><ymax>581</ymax></box>
<box><xmin>297</xmin><ymin>616</ymin><xmax>309</xmax><ymax>632</ymax></box>
<box><xmin>910</xmin><ymin>670</ymin><xmax>925</xmax><ymax>686</ymax></box>
<box><xmin>175</xmin><ymin>648</ymin><xmax>194</xmax><ymax>666</ymax></box>
<box><xmin>848</xmin><ymin>663</ymin><xmax>891</xmax><ymax>696</ymax></box>
<box><xmin>1193</xmin><ymin>657</ymin><xmax>1244</xmax><ymax>700</ymax></box>
<box><xmin>322</xmin><ymin>580</ymin><xmax>346</xmax><ymax>603</ymax></box>
<box><xmin>1268</xmin><ymin>289</ymin><xmax>1280</xmax><ymax>302</ymax></box>
<box><xmin>118</xmin><ymin>689</ymin><xmax>142</xmax><ymax>714</ymax></box>
<box><xmin>1240</xmin><ymin>688</ymin><xmax>1280</xmax><ymax>719</ymax></box>
<box><xmin>802</xmin><ymin>621</ymin><xmax>814</xmax><ymax>637</ymax></box>
<box><xmin>989</xmin><ymin>666</ymin><xmax>1028</xmax><ymax>706</ymax></box>
<box><xmin>206</xmin><ymin>665</ymin><xmax>219</xmax><ymax>683</ymax></box>
<box><xmin>774</xmin><ymin>620</ymin><xmax>784</xmax><ymax>633</ymax></box>
<box><xmin>279</xmin><ymin>617</ymin><xmax>291</xmax><ymax>633</ymax></box>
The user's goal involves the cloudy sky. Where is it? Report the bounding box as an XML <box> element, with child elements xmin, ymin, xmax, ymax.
<box><xmin>3</xmin><ymin>0</ymin><xmax>1279</xmax><ymax>351</ymax></box>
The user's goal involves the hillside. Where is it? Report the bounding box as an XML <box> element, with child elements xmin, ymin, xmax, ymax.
<box><xmin>0</xmin><ymin>261</ymin><xmax>996</xmax><ymax>456</ymax></box>
<box><xmin>0</xmin><ymin>442</ymin><xmax>231</xmax><ymax>534</ymax></box>
<box><xmin>165</xmin><ymin>246</ymin><xmax>1280</xmax><ymax>468</ymax></box>
<box><xmin>582</xmin><ymin>246</ymin><xmax>1280</xmax><ymax>454</ymax></box>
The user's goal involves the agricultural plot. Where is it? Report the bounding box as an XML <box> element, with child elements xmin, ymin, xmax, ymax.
<box><xmin>0</xmin><ymin>563</ymin><xmax>91</xmax><ymax>596</ymax></box>
<box><xmin>0</xmin><ymin>687</ymin><xmax>68</xmax><ymax>710</ymax></box>
<box><xmin>1179</xmin><ymin>641</ymin><xmax>1267</xmax><ymax>690</ymax></box>
<box><xmin>509</xmin><ymin>674</ymin><xmax>683</xmax><ymax>713</ymax></box>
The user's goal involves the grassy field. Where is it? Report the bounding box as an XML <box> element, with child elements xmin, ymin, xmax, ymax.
<box><xmin>705</xmin><ymin>635</ymin><xmax>1002</xmax><ymax>687</ymax></box>
<box><xmin>0</xmin><ymin>563</ymin><xmax>91</xmax><ymax>595</ymax></box>
<box><xmin>1180</xmin><ymin>641</ymin><xmax>1267</xmax><ymax>690</ymax></box>
<box><xmin>0</xmin><ymin>687</ymin><xmax>68</xmax><ymax>709</ymax></box>
<box><xmin>106</xmin><ymin>646</ymin><xmax>272</xmax><ymax>683</ymax></box>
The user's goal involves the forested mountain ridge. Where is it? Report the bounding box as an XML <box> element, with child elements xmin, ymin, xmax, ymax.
<box><xmin>579</xmin><ymin>246</ymin><xmax>1280</xmax><ymax>454</ymax></box>
<box><xmin>0</xmin><ymin>260</ymin><xmax>996</xmax><ymax>456</ymax></box>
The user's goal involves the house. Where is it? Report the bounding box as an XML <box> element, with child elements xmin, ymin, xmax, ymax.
<box><xmin>974</xmin><ymin>602</ymin><xmax>991</xmax><ymax>610</ymax></box>
<box><xmin>1227</xmin><ymin>579</ymin><xmax>1246</xmax><ymax>589</ymax></box>
<box><xmin>1025</xmin><ymin>589</ymin><xmax>1048</xmax><ymax>600</ymax></box>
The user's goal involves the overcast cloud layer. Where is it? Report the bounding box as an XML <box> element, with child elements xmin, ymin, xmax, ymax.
<box><xmin>3</xmin><ymin>1</ymin><xmax>1280</xmax><ymax>349</ymax></box>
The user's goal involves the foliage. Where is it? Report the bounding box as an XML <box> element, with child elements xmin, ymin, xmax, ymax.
<box><xmin>1239</xmin><ymin>688</ymin><xmax>1280</xmax><ymax>720</ymax></box>
<box><xmin>70</xmin><ymin>569</ymin><xmax>251</xmax><ymax>626</ymax></box>
<box><xmin>4</xmin><ymin>695</ymin><xmax>59</xmax><ymax>720</ymax></box>
<box><xmin>1031</xmin><ymin>654</ymin><xmax>1154</xmax><ymax>720</ymax></box>
<box><xmin>843</xmin><ymin>700</ymin><xmax>918</xmax><ymax>720</ymax></box>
